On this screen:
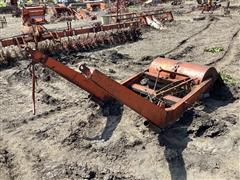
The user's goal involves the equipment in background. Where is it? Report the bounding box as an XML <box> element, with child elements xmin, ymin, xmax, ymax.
<box><xmin>197</xmin><ymin>0</ymin><xmax>222</xmax><ymax>13</ymax></box>
<box><xmin>103</xmin><ymin>8</ymin><xmax>173</xmax><ymax>30</ymax></box>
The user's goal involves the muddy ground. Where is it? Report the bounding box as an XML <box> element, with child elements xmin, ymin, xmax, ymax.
<box><xmin>0</xmin><ymin>1</ymin><xmax>240</xmax><ymax>180</ymax></box>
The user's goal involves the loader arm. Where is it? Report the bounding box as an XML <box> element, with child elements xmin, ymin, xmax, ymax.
<box><xmin>26</xmin><ymin>48</ymin><xmax>111</xmax><ymax>101</ymax></box>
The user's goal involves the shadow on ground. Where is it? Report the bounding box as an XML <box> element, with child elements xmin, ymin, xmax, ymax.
<box><xmin>83</xmin><ymin>100</ymin><xmax>123</xmax><ymax>141</ymax></box>
<box><xmin>154</xmin><ymin>81</ymin><xmax>237</xmax><ymax>180</ymax></box>
<box><xmin>156</xmin><ymin>110</ymin><xmax>194</xmax><ymax>180</ymax></box>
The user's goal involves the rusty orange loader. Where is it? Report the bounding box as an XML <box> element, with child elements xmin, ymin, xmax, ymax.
<box><xmin>25</xmin><ymin>47</ymin><xmax>220</xmax><ymax>128</ymax></box>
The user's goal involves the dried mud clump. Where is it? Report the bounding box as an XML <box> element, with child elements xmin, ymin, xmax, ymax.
<box><xmin>0</xmin><ymin>58</ymin><xmax>18</xmax><ymax>71</ymax></box>
<box><xmin>6</xmin><ymin>63</ymin><xmax>59</xmax><ymax>85</ymax></box>
<box><xmin>100</xmin><ymin>50</ymin><xmax>130</xmax><ymax>64</ymax></box>
<box><xmin>40</xmin><ymin>162</ymin><xmax>138</xmax><ymax>180</ymax></box>
<box><xmin>62</xmin><ymin>127</ymin><xmax>85</xmax><ymax>148</ymax></box>
<box><xmin>0</xmin><ymin>148</ymin><xmax>17</xmax><ymax>179</ymax></box>
<box><xmin>41</xmin><ymin>93</ymin><xmax>60</xmax><ymax>106</ymax></box>
<box><xmin>188</xmin><ymin>113</ymin><xmax>229</xmax><ymax>138</ymax></box>
<box><xmin>222</xmin><ymin>114</ymin><xmax>238</xmax><ymax>125</ymax></box>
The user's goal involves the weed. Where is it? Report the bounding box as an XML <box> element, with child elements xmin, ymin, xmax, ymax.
<box><xmin>220</xmin><ymin>72</ymin><xmax>238</xmax><ymax>86</ymax></box>
<box><xmin>204</xmin><ymin>47</ymin><xmax>224</xmax><ymax>53</ymax></box>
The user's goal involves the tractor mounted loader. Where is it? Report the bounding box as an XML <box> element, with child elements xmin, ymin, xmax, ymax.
<box><xmin>26</xmin><ymin>48</ymin><xmax>219</xmax><ymax>128</ymax></box>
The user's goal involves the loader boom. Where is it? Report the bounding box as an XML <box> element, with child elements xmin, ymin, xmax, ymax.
<box><xmin>26</xmin><ymin>48</ymin><xmax>111</xmax><ymax>101</ymax></box>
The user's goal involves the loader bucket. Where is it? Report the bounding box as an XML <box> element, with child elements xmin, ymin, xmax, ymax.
<box><xmin>84</xmin><ymin>58</ymin><xmax>219</xmax><ymax>127</ymax></box>
<box><xmin>149</xmin><ymin>58</ymin><xmax>218</xmax><ymax>84</ymax></box>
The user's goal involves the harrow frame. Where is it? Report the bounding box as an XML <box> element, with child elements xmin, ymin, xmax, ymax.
<box><xmin>0</xmin><ymin>21</ymin><xmax>140</xmax><ymax>47</ymax></box>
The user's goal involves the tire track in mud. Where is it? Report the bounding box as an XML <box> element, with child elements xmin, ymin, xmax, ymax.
<box><xmin>206</xmin><ymin>27</ymin><xmax>240</xmax><ymax>66</ymax></box>
<box><xmin>2</xmin><ymin>100</ymin><xmax>85</xmax><ymax>132</ymax></box>
<box><xmin>1</xmin><ymin>122</ymin><xmax>135</xmax><ymax>179</ymax></box>
<box><xmin>0</xmin><ymin>133</ymin><xmax>68</xmax><ymax>179</ymax></box>
<box><xmin>163</xmin><ymin>20</ymin><xmax>216</xmax><ymax>56</ymax></box>
<box><xmin>0</xmin><ymin>147</ymin><xmax>16</xmax><ymax>180</ymax></box>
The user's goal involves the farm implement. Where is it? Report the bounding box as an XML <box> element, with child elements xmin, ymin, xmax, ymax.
<box><xmin>25</xmin><ymin>48</ymin><xmax>219</xmax><ymax>128</ymax></box>
<box><xmin>0</xmin><ymin>4</ymin><xmax>174</xmax><ymax>62</ymax></box>
<box><xmin>103</xmin><ymin>8</ymin><xmax>174</xmax><ymax>29</ymax></box>
<box><xmin>0</xmin><ymin>20</ymin><xmax>141</xmax><ymax>62</ymax></box>
<box><xmin>197</xmin><ymin>0</ymin><xmax>222</xmax><ymax>13</ymax></box>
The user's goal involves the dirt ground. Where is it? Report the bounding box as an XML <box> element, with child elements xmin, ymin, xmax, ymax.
<box><xmin>0</xmin><ymin>1</ymin><xmax>240</xmax><ymax>180</ymax></box>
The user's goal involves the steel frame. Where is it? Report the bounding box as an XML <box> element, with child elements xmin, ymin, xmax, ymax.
<box><xmin>26</xmin><ymin>48</ymin><xmax>219</xmax><ymax>127</ymax></box>
<box><xmin>0</xmin><ymin>21</ymin><xmax>140</xmax><ymax>47</ymax></box>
